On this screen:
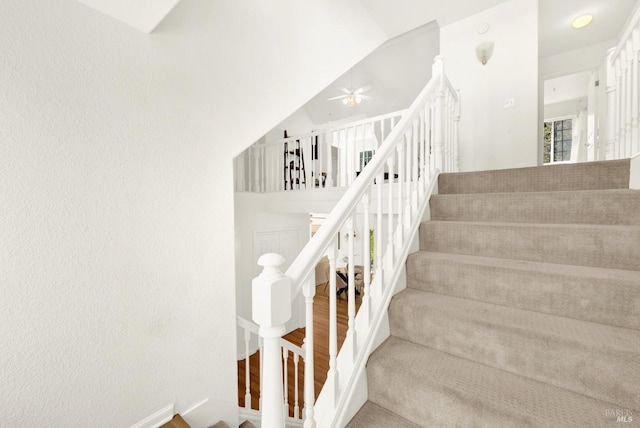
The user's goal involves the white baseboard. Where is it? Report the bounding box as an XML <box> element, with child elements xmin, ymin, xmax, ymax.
<box><xmin>182</xmin><ymin>397</ymin><xmax>239</xmax><ymax>428</ymax></box>
<box><xmin>130</xmin><ymin>403</ymin><xmax>174</xmax><ymax>428</ymax></box>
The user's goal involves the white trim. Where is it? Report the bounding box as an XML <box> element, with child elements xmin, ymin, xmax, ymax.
<box><xmin>182</xmin><ymin>398</ymin><xmax>209</xmax><ymax>417</ymax></box>
<box><xmin>130</xmin><ymin>403</ymin><xmax>174</xmax><ymax>428</ymax></box>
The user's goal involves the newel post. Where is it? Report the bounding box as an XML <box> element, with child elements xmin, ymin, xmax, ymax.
<box><xmin>606</xmin><ymin>47</ymin><xmax>618</xmax><ymax>160</ymax></box>
<box><xmin>252</xmin><ymin>253</ymin><xmax>291</xmax><ymax>428</ymax></box>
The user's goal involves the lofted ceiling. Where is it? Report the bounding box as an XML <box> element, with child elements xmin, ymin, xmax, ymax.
<box><xmin>73</xmin><ymin>0</ymin><xmax>638</xmax><ymax>126</ymax></box>
<box><xmin>303</xmin><ymin>22</ymin><xmax>439</xmax><ymax>125</ymax></box>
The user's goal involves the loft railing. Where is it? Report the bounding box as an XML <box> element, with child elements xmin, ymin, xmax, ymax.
<box><xmin>606</xmin><ymin>4</ymin><xmax>640</xmax><ymax>160</ymax></box>
<box><xmin>250</xmin><ymin>56</ymin><xmax>460</xmax><ymax>428</ymax></box>
<box><xmin>234</xmin><ymin>110</ymin><xmax>406</xmax><ymax>193</ymax></box>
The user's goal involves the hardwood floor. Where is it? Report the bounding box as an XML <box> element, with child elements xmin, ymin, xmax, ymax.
<box><xmin>237</xmin><ymin>284</ymin><xmax>362</xmax><ymax>417</ymax></box>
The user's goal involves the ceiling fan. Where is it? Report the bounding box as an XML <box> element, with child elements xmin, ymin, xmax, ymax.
<box><xmin>327</xmin><ymin>86</ymin><xmax>372</xmax><ymax>107</ymax></box>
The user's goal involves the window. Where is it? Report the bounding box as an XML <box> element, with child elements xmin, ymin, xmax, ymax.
<box><xmin>359</xmin><ymin>150</ymin><xmax>374</xmax><ymax>170</ymax></box>
<box><xmin>543</xmin><ymin>118</ymin><xmax>573</xmax><ymax>164</ymax></box>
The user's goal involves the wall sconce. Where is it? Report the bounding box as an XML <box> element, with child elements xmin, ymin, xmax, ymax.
<box><xmin>476</xmin><ymin>41</ymin><xmax>494</xmax><ymax>65</ymax></box>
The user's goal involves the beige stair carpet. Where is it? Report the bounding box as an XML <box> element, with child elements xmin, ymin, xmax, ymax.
<box><xmin>349</xmin><ymin>159</ymin><xmax>640</xmax><ymax>427</ymax></box>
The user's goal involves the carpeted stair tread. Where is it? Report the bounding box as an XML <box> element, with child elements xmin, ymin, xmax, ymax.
<box><xmin>389</xmin><ymin>289</ymin><xmax>640</xmax><ymax>408</ymax></box>
<box><xmin>346</xmin><ymin>401</ymin><xmax>422</xmax><ymax>427</ymax></box>
<box><xmin>420</xmin><ymin>221</ymin><xmax>640</xmax><ymax>271</ymax></box>
<box><xmin>406</xmin><ymin>251</ymin><xmax>640</xmax><ymax>330</ymax></box>
<box><xmin>438</xmin><ymin>158</ymin><xmax>630</xmax><ymax>194</ymax></box>
<box><xmin>367</xmin><ymin>336</ymin><xmax>627</xmax><ymax>427</ymax></box>
<box><xmin>430</xmin><ymin>189</ymin><xmax>640</xmax><ymax>225</ymax></box>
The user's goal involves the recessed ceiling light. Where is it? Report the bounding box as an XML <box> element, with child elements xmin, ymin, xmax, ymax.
<box><xmin>572</xmin><ymin>14</ymin><xmax>593</xmax><ymax>29</ymax></box>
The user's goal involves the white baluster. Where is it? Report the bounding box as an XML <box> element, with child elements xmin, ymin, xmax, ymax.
<box><xmin>340</xmin><ymin>129</ymin><xmax>346</xmax><ymax>187</ymax></box>
<box><xmin>410</xmin><ymin>119</ymin><xmax>419</xmax><ymax>220</ymax></box>
<box><xmin>244</xmin><ymin>327</ymin><xmax>252</xmax><ymax>409</ymax></box>
<box><xmin>443</xmin><ymin>91</ymin><xmax>450</xmax><ymax>171</ymax></box>
<box><xmin>404</xmin><ymin>127</ymin><xmax>413</xmax><ymax>226</ymax></box>
<box><xmin>325</xmin><ymin>242</ymin><xmax>339</xmax><ymax>408</ymax></box>
<box><xmin>606</xmin><ymin>48</ymin><xmax>617</xmax><ymax>160</ymax></box>
<box><xmin>350</xmin><ymin>127</ymin><xmax>357</xmax><ymax>185</ymax></box>
<box><xmin>259</xmin><ymin>336</ymin><xmax>264</xmax><ymax>410</ymax></box>
<box><xmin>326</xmin><ymin>130</ymin><xmax>333</xmax><ymax>188</ymax></box>
<box><xmin>419</xmin><ymin>109</ymin><xmax>426</xmax><ymax>197</ymax></box>
<box><xmin>302</xmin><ymin>277</ymin><xmax>316</xmax><ymax>428</ymax></box>
<box><xmin>396</xmin><ymin>142</ymin><xmax>404</xmax><ymax>249</ymax></box>
<box><xmin>345</xmin><ymin>215</ymin><xmax>357</xmax><ymax>365</ymax></box>
<box><xmin>624</xmin><ymin>46</ymin><xmax>632</xmax><ymax>157</ymax></box>
<box><xmin>454</xmin><ymin>90</ymin><xmax>461</xmax><ymax>172</ymax></box>
<box><xmin>434</xmin><ymin>95</ymin><xmax>444</xmax><ymax>170</ymax></box>
<box><xmin>293</xmin><ymin>353</ymin><xmax>300</xmax><ymax>419</ymax></box>
<box><xmin>616</xmin><ymin>56</ymin><xmax>623</xmax><ymax>159</ymax></box>
<box><xmin>283</xmin><ymin>347</ymin><xmax>289</xmax><ymax>417</ymax></box>
<box><xmin>362</xmin><ymin>192</ymin><xmax>372</xmax><ymax>325</ymax></box>
<box><xmin>633</xmin><ymin>28</ymin><xmax>640</xmax><ymax>156</ymax></box>
<box><xmin>252</xmin><ymin>253</ymin><xmax>291</xmax><ymax>428</ymax></box>
<box><xmin>375</xmin><ymin>168</ymin><xmax>384</xmax><ymax>295</ymax></box>
<box><xmin>386</xmin><ymin>154</ymin><xmax>395</xmax><ymax>271</ymax></box>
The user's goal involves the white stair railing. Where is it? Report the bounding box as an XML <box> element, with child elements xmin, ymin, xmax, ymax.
<box><xmin>606</xmin><ymin>5</ymin><xmax>640</xmax><ymax>160</ymax></box>
<box><xmin>237</xmin><ymin>312</ymin><xmax>305</xmax><ymax>424</ymax></box>
<box><xmin>251</xmin><ymin>56</ymin><xmax>460</xmax><ymax>428</ymax></box>
<box><xmin>235</xmin><ymin>110</ymin><xmax>406</xmax><ymax>192</ymax></box>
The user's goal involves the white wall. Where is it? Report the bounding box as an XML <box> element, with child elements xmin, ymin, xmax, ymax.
<box><xmin>544</xmin><ymin>98</ymin><xmax>587</xmax><ymax>119</ymax></box>
<box><xmin>265</xmin><ymin>109</ymin><xmax>318</xmax><ymax>143</ymax></box>
<box><xmin>0</xmin><ymin>0</ymin><xmax>386</xmax><ymax>426</ymax></box>
<box><xmin>441</xmin><ymin>0</ymin><xmax>539</xmax><ymax>172</ymax></box>
<box><xmin>540</xmin><ymin>40</ymin><xmax>614</xmax><ymax>80</ymax></box>
<box><xmin>234</xmin><ymin>193</ymin><xmax>310</xmax><ymax>328</ymax></box>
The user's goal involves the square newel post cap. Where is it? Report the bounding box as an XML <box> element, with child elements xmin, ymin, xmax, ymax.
<box><xmin>252</xmin><ymin>253</ymin><xmax>291</xmax><ymax>329</ymax></box>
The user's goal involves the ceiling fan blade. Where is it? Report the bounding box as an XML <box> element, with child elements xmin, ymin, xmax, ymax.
<box><xmin>358</xmin><ymin>94</ymin><xmax>372</xmax><ymax>100</ymax></box>
<box><xmin>327</xmin><ymin>94</ymin><xmax>348</xmax><ymax>101</ymax></box>
<box><xmin>339</xmin><ymin>87</ymin><xmax>352</xmax><ymax>94</ymax></box>
<box><xmin>354</xmin><ymin>85</ymin><xmax>372</xmax><ymax>94</ymax></box>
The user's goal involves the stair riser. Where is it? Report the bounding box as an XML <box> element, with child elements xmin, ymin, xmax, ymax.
<box><xmin>367</xmin><ymin>338</ymin><xmax>614</xmax><ymax>428</ymax></box>
<box><xmin>438</xmin><ymin>159</ymin><xmax>631</xmax><ymax>194</ymax></box>
<box><xmin>420</xmin><ymin>222</ymin><xmax>640</xmax><ymax>271</ymax></box>
<box><xmin>430</xmin><ymin>191</ymin><xmax>640</xmax><ymax>225</ymax></box>
<box><xmin>406</xmin><ymin>254</ymin><xmax>640</xmax><ymax>330</ymax></box>
<box><xmin>389</xmin><ymin>294</ymin><xmax>640</xmax><ymax>409</ymax></box>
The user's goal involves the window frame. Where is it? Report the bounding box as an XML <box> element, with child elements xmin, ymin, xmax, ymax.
<box><xmin>543</xmin><ymin>115</ymin><xmax>575</xmax><ymax>165</ymax></box>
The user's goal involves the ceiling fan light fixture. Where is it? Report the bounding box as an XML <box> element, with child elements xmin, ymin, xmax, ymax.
<box><xmin>572</xmin><ymin>14</ymin><xmax>592</xmax><ymax>29</ymax></box>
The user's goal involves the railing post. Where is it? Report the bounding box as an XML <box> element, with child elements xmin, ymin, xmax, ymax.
<box><xmin>606</xmin><ymin>47</ymin><xmax>618</xmax><ymax>160</ymax></box>
<box><xmin>252</xmin><ymin>253</ymin><xmax>291</xmax><ymax>428</ymax></box>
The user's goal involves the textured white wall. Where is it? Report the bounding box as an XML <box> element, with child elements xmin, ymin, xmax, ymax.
<box><xmin>0</xmin><ymin>0</ymin><xmax>385</xmax><ymax>426</ymax></box>
<box><xmin>441</xmin><ymin>0</ymin><xmax>539</xmax><ymax>172</ymax></box>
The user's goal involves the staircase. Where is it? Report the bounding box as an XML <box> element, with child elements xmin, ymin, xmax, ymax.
<box><xmin>348</xmin><ymin>159</ymin><xmax>640</xmax><ymax>427</ymax></box>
